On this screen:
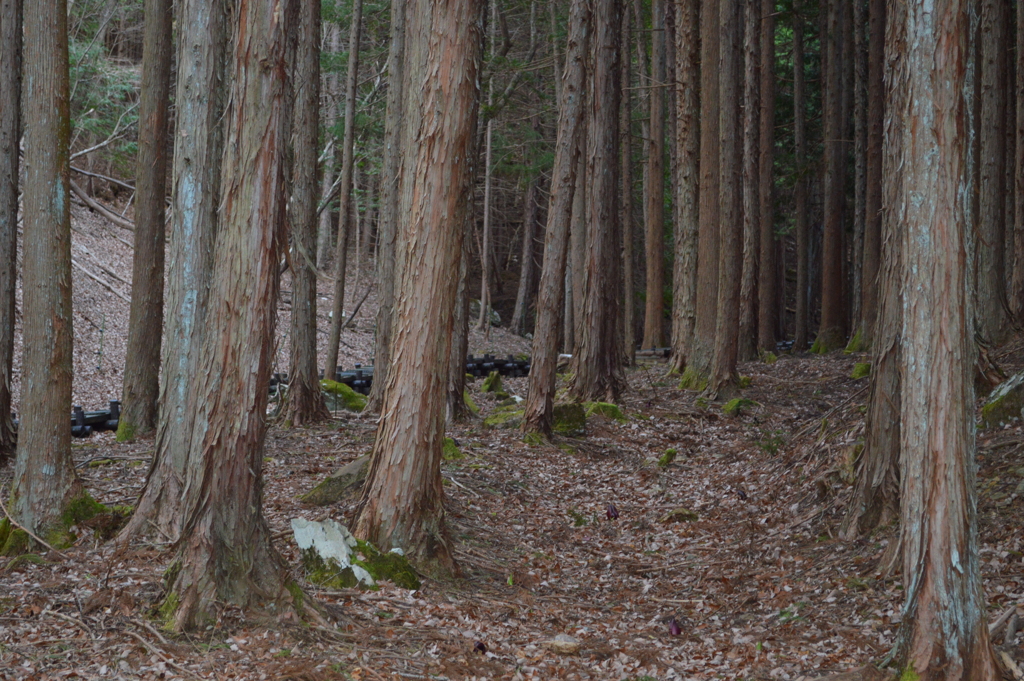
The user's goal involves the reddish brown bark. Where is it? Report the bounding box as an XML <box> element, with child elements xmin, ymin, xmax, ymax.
<box><xmin>353</xmin><ymin>0</ymin><xmax>483</xmax><ymax>576</ymax></box>
<box><xmin>119</xmin><ymin>0</ymin><xmax>172</xmax><ymax>439</ymax></box>
<box><xmin>893</xmin><ymin>1</ymin><xmax>999</xmax><ymax>676</ymax></box>
<box><xmin>325</xmin><ymin>0</ymin><xmax>364</xmax><ymax>377</ymax></box>
<box><xmin>285</xmin><ymin>0</ymin><xmax>330</xmax><ymax>426</ymax></box>
<box><xmin>816</xmin><ymin>0</ymin><xmax>847</xmax><ymax>353</ymax></box>
<box><xmin>641</xmin><ymin>0</ymin><xmax>666</xmax><ymax>350</ymax></box>
<box><xmin>365</xmin><ymin>0</ymin><xmax>406</xmax><ymax>415</ymax></box>
<box><xmin>755</xmin><ymin>0</ymin><xmax>777</xmax><ymax>354</ymax></box>
<box><xmin>12</xmin><ymin>0</ymin><xmax>83</xmax><ymax>539</ymax></box>
<box><xmin>685</xmin><ymin>0</ymin><xmax>719</xmax><ymax>384</ymax></box>
<box><xmin>0</xmin><ymin>0</ymin><xmax>23</xmax><ymax>457</ymax></box>
<box><xmin>793</xmin><ymin>2</ymin><xmax>809</xmax><ymax>350</ymax></box>
<box><xmin>669</xmin><ymin>0</ymin><xmax>699</xmax><ymax>375</ymax></box>
<box><xmin>859</xmin><ymin>0</ymin><xmax>884</xmax><ymax>347</ymax></box>
<box><xmin>162</xmin><ymin>0</ymin><xmax>300</xmax><ymax>630</ymax></box>
<box><xmin>1014</xmin><ymin>0</ymin><xmax>1024</xmax><ymax>320</ymax></box>
<box><xmin>620</xmin><ymin>0</ymin><xmax>635</xmax><ymax>364</ymax></box>
<box><xmin>738</xmin><ymin>0</ymin><xmax>760</xmax><ymax>362</ymax></box>
<box><xmin>708</xmin><ymin>0</ymin><xmax>742</xmax><ymax>396</ymax></box>
<box><xmin>120</xmin><ymin>0</ymin><xmax>229</xmax><ymax>543</ymax></box>
<box><xmin>570</xmin><ymin>0</ymin><xmax>624</xmax><ymax>403</ymax></box>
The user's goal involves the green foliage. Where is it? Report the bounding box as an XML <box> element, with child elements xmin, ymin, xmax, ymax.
<box><xmin>757</xmin><ymin>430</ymin><xmax>786</xmax><ymax>456</ymax></box>
<box><xmin>722</xmin><ymin>398</ymin><xmax>756</xmax><ymax>418</ymax></box>
<box><xmin>484</xmin><ymin>405</ymin><xmax>524</xmax><ymax>429</ymax></box>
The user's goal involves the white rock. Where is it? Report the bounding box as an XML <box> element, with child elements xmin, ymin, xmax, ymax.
<box><xmin>290</xmin><ymin>518</ymin><xmax>375</xmax><ymax>587</ymax></box>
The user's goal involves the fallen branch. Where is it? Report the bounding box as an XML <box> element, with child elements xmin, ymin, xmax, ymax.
<box><xmin>342</xmin><ymin>284</ymin><xmax>373</xmax><ymax>330</ymax></box>
<box><xmin>1000</xmin><ymin>650</ymin><xmax>1024</xmax><ymax>681</ymax></box>
<box><xmin>126</xmin><ymin>630</ymin><xmax>197</xmax><ymax>679</ymax></box>
<box><xmin>70</xmin><ymin>165</ymin><xmax>134</xmax><ymax>192</ymax></box>
<box><xmin>0</xmin><ymin>483</ymin><xmax>69</xmax><ymax>559</ymax></box>
<box><xmin>69</xmin><ymin>179</ymin><xmax>135</xmax><ymax>231</ymax></box>
<box><xmin>72</xmin><ymin>258</ymin><xmax>130</xmax><ymax>303</ymax></box>
<box><xmin>989</xmin><ymin>603</ymin><xmax>1020</xmax><ymax>636</ymax></box>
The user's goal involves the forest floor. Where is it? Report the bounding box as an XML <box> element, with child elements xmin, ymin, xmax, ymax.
<box><xmin>1</xmin><ymin>203</ymin><xmax>1024</xmax><ymax>680</ymax></box>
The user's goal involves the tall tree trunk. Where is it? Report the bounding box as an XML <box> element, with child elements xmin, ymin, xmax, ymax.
<box><xmin>569</xmin><ymin>134</ymin><xmax>587</xmax><ymax>348</ymax></box>
<box><xmin>1014</xmin><ymin>0</ymin><xmax>1024</xmax><ymax>320</ymax></box>
<box><xmin>365</xmin><ymin>0</ymin><xmax>406</xmax><ymax>415</ymax></box>
<box><xmin>478</xmin><ymin>0</ymin><xmax>497</xmax><ymax>333</ymax></box>
<box><xmin>848</xmin><ymin>0</ymin><xmax>867</xmax><ymax>348</ymax></box>
<box><xmin>842</xmin><ymin>1</ymin><xmax>904</xmax><ymax>538</ymax></box>
<box><xmin>118</xmin><ymin>0</ymin><xmax>172</xmax><ymax>440</ymax></box>
<box><xmin>120</xmin><ymin>0</ymin><xmax>229</xmax><ymax>543</ymax></box>
<box><xmin>641</xmin><ymin>0</ymin><xmax>666</xmax><ymax>349</ymax></box>
<box><xmin>620</xmin><ymin>0</ymin><xmax>636</xmax><ymax>363</ymax></box>
<box><xmin>285</xmin><ymin>0</ymin><xmax>330</xmax><ymax>426</ymax></box>
<box><xmin>162</xmin><ymin>0</ymin><xmax>300</xmax><ymax>631</ymax></box>
<box><xmin>353</xmin><ymin>0</ymin><xmax>483</xmax><ymax>577</ymax></box>
<box><xmin>510</xmin><ymin>150</ymin><xmax>541</xmax><ymax>336</ymax></box>
<box><xmin>670</xmin><ymin>0</ymin><xmax>699</xmax><ymax>374</ymax></box>
<box><xmin>325</xmin><ymin>0</ymin><xmax>364</xmax><ymax>377</ymax></box>
<box><xmin>447</xmin><ymin>230</ymin><xmax>473</xmax><ymax>422</ymax></box>
<box><xmin>756</xmin><ymin>0</ymin><xmax>777</xmax><ymax>353</ymax></box>
<box><xmin>893</xmin><ymin>1</ymin><xmax>999</xmax><ymax>676</ymax></box>
<box><xmin>738</xmin><ymin>0</ymin><xmax>760</xmax><ymax>361</ymax></box>
<box><xmin>815</xmin><ymin>0</ymin><xmax>847</xmax><ymax>353</ymax></box>
<box><xmin>0</xmin><ymin>0</ymin><xmax>23</xmax><ymax>457</ymax></box>
<box><xmin>570</xmin><ymin>0</ymin><xmax>623</xmax><ymax>402</ymax></box>
<box><xmin>523</xmin><ymin>0</ymin><xmax>589</xmax><ymax>435</ymax></box>
<box><xmin>976</xmin><ymin>0</ymin><xmax>1009</xmax><ymax>345</ymax></box>
<box><xmin>708</xmin><ymin>0</ymin><xmax>742</xmax><ymax>396</ymax></box>
<box><xmin>317</xmin><ymin>25</ymin><xmax>342</xmax><ymax>269</ymax></box>
<box><xmin>793</xmin><ymin>2</ymin><xmax>809</xmax><ymax>350</ymax></box>
<box><xmin>859</xmin><ymin>0</ymin><xmax>885</xmax><ymax>347</ymax></box>
<box><xmin>682</xmin><ymin>0</ymin><xmax>719</xmax><ymax>387</ymax></box>
<box><xmin>10</xmin><ymin>0</ymin><xmax>83</xmax><ymax>545</ymax></box>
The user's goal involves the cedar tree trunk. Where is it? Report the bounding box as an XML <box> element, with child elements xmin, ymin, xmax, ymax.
<box><xmin>353</xmin><ymin>0</ymin><xmax>483</xmax><ymax>576</ymax></box>
<box><xmin>118</xmin><ymin>0</ymin><xmax>172</xmax><ymax>440</ymax></box>
<box><xmin>285</xmin><ymin>0</ymin><xmax>330</xmax><ymax>426</ymax></box>
<box><xmin>522</xmin><ymin>0</ymin><xmax>589</xmax><ymax>435</ymax></box>
<box><xmin>738</xmin><ymin>0</ymin><xmax>760</xmax><ymax>361</ymax></box>
<box><xmin>162</xmin><ymin>0</ymin><xmax>301</xmax><ymax>630</ymax></box>
<box><xmin>642</xmin><ymin>0</ymin><xmax>666</xmax><ymax>349</ymax></box>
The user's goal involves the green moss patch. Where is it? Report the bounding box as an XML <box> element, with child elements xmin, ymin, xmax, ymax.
<box><xmin>760</xmin><ymin>350</ymin><xmax>778</xmax><ymax>364</ymax></box>
<box><xmin>659</xmin><ymin>508</ymin><xmax>699</xmax><ymax>523</ymax></box>
<box><xmin>844</xmin><ymin>327</ymin><xmax>867</xmax><ymax>354</ymax></box>
<box><xmin>658</xmin><ymin>449</ymin><xmax>677</xmax><ymax>468</ymax></box>
<box><xmin>320</xmin><ymin>379</ymin><xmax>367</xmax><ymax>412</ymax></box>
<box><xmin>463</xmin><ymin>390</ymin><xmax>480</xmax><ymax>415</ymax></box>
<box><xmin>738</xmin><ymin>375</ymin><xmax>752</xmax><ymax>389</ymax></box>
<box><xmin>522</xmin><ymin>432</ymin><xmax>544</xmax><ymax>447</ymax></box>
<box><xmin>482</xmin><ymin>371</ymin><xmax>504</xmax><ymax>393</ymax></box>
<box><xmin>851</xmin><ymin>362</ymin><xmax>871</xmax><ymax>380</ymax></box>
<box><xmin>0</xmin><ymin>522</ymin><xmax>28</xmax><ymax>557</ymax></box>
<box><xmin>483</xmin><ymin>405</ymin><xmax>524</xmax><ymax>429</ymax></box>
<box><xmin>552</xmin><ymin>403</ymin><xmax>586</xmax><ymax>436</ymax></box>
<box><xmin>722</xmin><ymin>398</ymin><xmax>756</xmax><ymax>417</ymax></box>
<box><xmin>442</xmin><ymin>437</ymin><xmax>463</xmax><ymax>461</ymax></box>
<box><xmin>300</xmin><ymin>455</ymin><xmax>370</xmax><ymax>506</ymax></box>
<box><xmin>353</xmin><ymin>540</ymin><xmax>420</xmax><ymax>590</ymax></box>
<box><xmin>114</xmin><ymin>419</ymin><xmax>137</xmax><ymax>442</ymax></box>
<box><xmin>981</xmin><ymin>371</ymin><xmax>1024</xmax><ymax>429</ymax></box>
<box><xmin>678</xmin><ymin>367</ymin><xmax>708</xmax><ymax>392</ymax></box>
<box><xmin>584</xmin><ymin>402</ymin><xmax>626</xmax><ymax>422</ymax></box>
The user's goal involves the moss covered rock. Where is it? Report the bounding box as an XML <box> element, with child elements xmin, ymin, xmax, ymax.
<box><xmin>658</xmin><ymin>448</ymin><xmax>677</xmax><ymax>468</ymax></box>
<box><xmin>981</xmin><ymin>371</ymin><xmax>1024</xmax><ymax>429</ymax></box>
<box><xmin>552</xmin><ymin>403</ymin><xmax>586</xmax><ymax>436</ymax></box>
<box><xmin>442</xmin><ymin>437</ymin><xmax>463</xmax><ymax>461</ymax></box>
<box><xmin>483</xmin><ymin>405</ymin><xmax>524</xmax><ymax>429</ymax></box>
<box><xmin>320</xmin><ymin>379</ymin><xmax>367</xmax><ymax>412</ymax></box>
<box><xmin>584</xmin><ymin>402</ymin><xmax>626</xmax><ymax>422</ymax></box>
<box><xmin>301</xmin><ymin>455</ymin><xmax>370</xmax><ymax>506</ymax></box>
<box><xmin>292</xmin><ymin>519</ymin><xmax>420</xmax><ymax>590</ymax></box>
<box><xmin>463</xmin><ymin>390</ymin><xmax>480</xmax><ymax>415</ymax></box>
<box><xmin>481</xmin><ymin>371</ymin><xmax>504</xmax><ymax>393</ymax></box>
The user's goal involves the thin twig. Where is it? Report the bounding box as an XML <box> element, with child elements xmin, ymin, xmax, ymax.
<box><xmin>0</xmin><ymin>483</ymin><xmax>69</xmax><ymax>559</ymax></box>
<box><xmin>125</xmin><ymin>630</ymin><xmax>197</xmax><ymax>679</ymax></box>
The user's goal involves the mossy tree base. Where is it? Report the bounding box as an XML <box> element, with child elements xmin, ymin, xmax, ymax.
<box><xmin>810</xmin><ymin>327</ymin><xmax>846</xmax><ymax>354</ymax></box>
<box><xmin>678</xmin><ymin>367</ymin><xmax>709</xmax><ymax>391</ymax></box>
<box><xmin>552</xmin><ymin>403</ymin><xmax>586</xmax><ymax>436</ymax></box>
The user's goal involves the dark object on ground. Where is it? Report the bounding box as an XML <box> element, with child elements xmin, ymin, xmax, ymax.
<box><xmin>12</xmin><ymin>400</ymin><xmax>122</xmax><ymax>439</ymax></box>
<box><xmin>606</xmin><ymin>503</ymin><xmax>619</xmax><ymax>520</ymax></box>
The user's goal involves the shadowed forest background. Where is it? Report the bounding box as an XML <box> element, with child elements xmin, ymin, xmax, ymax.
<box><xmin>0</xmin><ymin>0</ymin><xmax>1022</xmax><ymax>679</ymax></box>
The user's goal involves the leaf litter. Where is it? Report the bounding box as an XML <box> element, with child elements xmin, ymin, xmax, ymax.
<box><xmin>0</xmin><ymin>206</ymin><xmax>1022</xmax><ymax>679</ymax></box>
